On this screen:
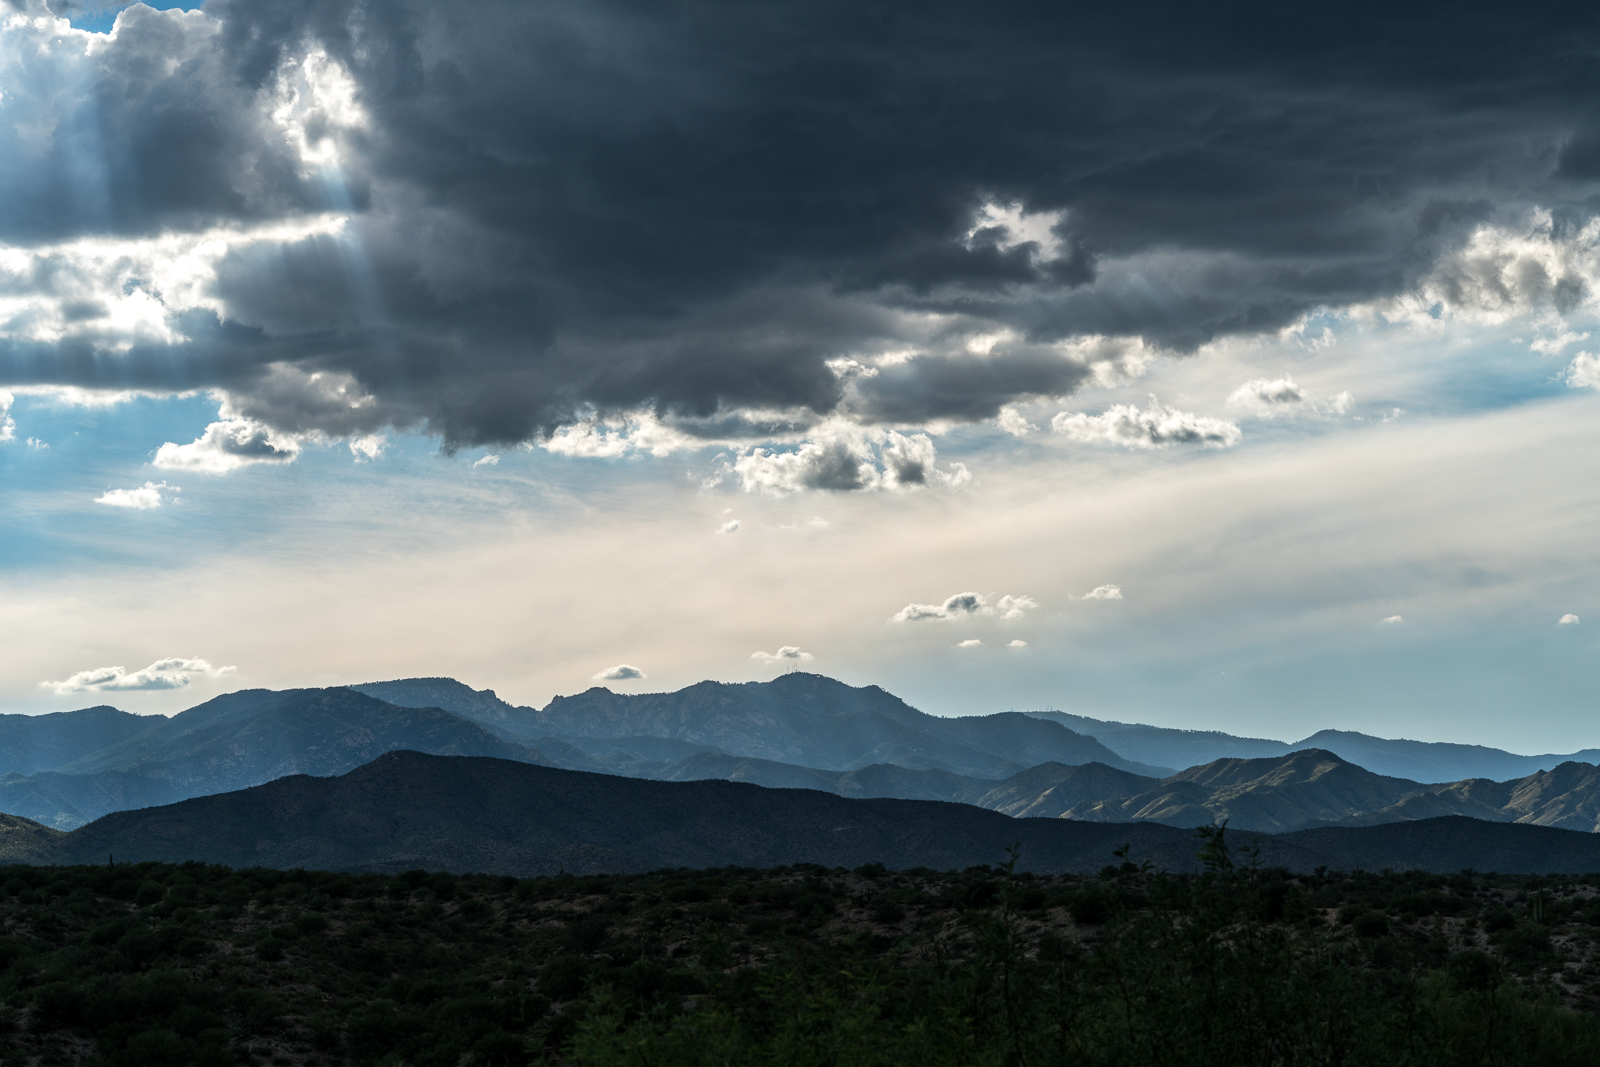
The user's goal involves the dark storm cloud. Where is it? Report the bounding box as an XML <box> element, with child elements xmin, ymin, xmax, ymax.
<box><xmin>4</xmin><ymin>0</ymin><xmax>1600</xmax><ymax>447</ymax></box>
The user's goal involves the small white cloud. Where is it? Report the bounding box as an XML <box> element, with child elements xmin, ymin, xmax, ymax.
<box><xmin>1381</xmin><ymin>615</ymin><xmax>1404</xmax><ymax>624</ymax></box>
<box><xmin>472</xmin><ymin>454</ymin><xmax>500</xmax><ymax>468</ymax></box>
<box><xmin>996</xmin><ymin>406</ymin><xmax>1034</xmax><ymax>437</ymax></box>
<box><xmin>1567</xmin><ymin>352</ymin><xmax>1600</xmax><ymax>390</ymax></box>
<box><xmin>751</xmin><ymin>646</ymin><xmax>814</xmax><ymax>663</ymax></box>
<box><xmin>893</xmin><ymin>591</ymin><xmax>1036</xmax><ymax>622</ymax></box>
<box><xmin>0</xmin><ymin>390</ymin><xmax>14</xmax><ymax>442</ymax></box>
<box><xmin>544</xmin><ymin>411</ymin><xmax>690</xmax><ymax>458</ymax></box>
<box><xmin>94</xmin><ymin>482</ymin><xmax>178</xmax><ymax>509</ymax></box>
<box><xmin>719</xmin><ymin>520</ymin><xmax>741</xmax><ymax>534</ymax></box>
<box><xmin>1229</xmin><ymin>376</ymin><xmax>1353</xmax><ymax>419</ymax></box>
<box><xmin>1008</xmin><ymin>639</ymin><xmax>1028</xmax><ymax>648</ymax></box>
<box><xmin>349</xmin><ymin>433</ymin><xmax>387</xmax><ymax>461</ymax></box>
<box><xmin>153</xmin><ymin>419</ymin><xmax>301</xmax><ymax>473</ymax></box>
<box><xmin>1228</xmin><ymin>376</ymin><xmax>1306</xmax><ymax>411</ymax></box>
<box><xmin>1053</xmin><ymin>397</ymin><xmax>1241</xmax><ymax>450</ymax></box>
<box><xmin>955</xmin><ymin>639</ymin><xmax>983</xmax><ymax>649</ymax></box>
<box><xmin>594</xmin><ymin>664</ymin><xmax>645</xmax><ymax>681</ymax></box>
<box><xmin>26</xmin><ymin>437</ymin><xmax>47</xmax><ymax>450</ymax></box>
<box><xmin>1559</xmin><ymin>613</ymin><xmax>1581</xmax><ymax>625</ymax></box>
<box><xmin>44</xmin><ymin>657</ymin><xmax>235</xmax><ymax>694</ymax></box>
<box><xmin>1381</xmin><ymin>408</ymin><xmax>1406</xmax><ymax>423</ymax></box>
<box><xmin>1081</xmin><ymin>584</ymin><xmax>1123</xmax><ymax>600</ymax></box>
<box><xmin>893</xmin><ymin>591</ymin><xmax>988</xmax><ymax>622</ymax></box>
<box><xmin>995</xmin><ymin>594</ymin><xmax>1038</xmax><ymax>620</ymax></box>
<box><xmin>965</xmin><ymin>200</ymin><xmax>1066</xmax><ymax>261</ymax></box>
<box><xmin>726</xmin><ymin>428</ymin><xmax>970</xmax><ymax>496</ymax></box>
<box><xmin>1532</xmin><ymin>331</ymin><xmax>1590</xmax><ymax>354</ymax></box>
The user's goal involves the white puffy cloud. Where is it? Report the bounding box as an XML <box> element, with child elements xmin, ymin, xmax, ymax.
<box><xmin>1008</xmin><ymin>639</ymin><xmax>1028</xmax><ymax>648</ymax></box>
<box><xmin>719</xmin><ymin>520</ymin><xmax>741</xmax><ymax>534</ymax></box>
<box><xmin>955</xmin><ymin>638</ymin><xmax>983</xmax><ymax>649</ymax></box>
<box><xmin>1228</xmin><ymin>377</ymin><xmax>1354</xmax><ymax>419</ymax></box>
<box><xmin>965</xmin><ymin>201</ymin><xmax>1067</xmax><ymax>261</ymax></box>
<box><xmin>1387</xmin><ymin>212</ymin><xmax>1600</xmax><ymax>326</ymax></box>
<box><xmin>472</xmin><ymin>454</ymin><xmax>499</xmax><ymax>468</ymax></box>
<box><xmin>1566</xmin><ymin>352</ymin><xmax>1600</xmax><ymax>390</ymax></box>
<box><xmin>1382</xmin><ymin>615</ymin><xmax>1404</xmax><ymax>623</ymax></box>
<box><xmin>726</xmin><ymin>428</ymin><xmax>970</xmax><ymax>496</ymax></box>
<box><xmin>153</xmin><ymin>420</ymin><xmax>302</xmax><ymax>473</ymax></box>
<box><xmin>893</xmin><ymin>591</ymin><xmax>988</xmax><ymax>622</ymax></box>
<box><xmin>1229</xmin><ymin>376</ymin><xmax>1306</xmax><ymax>410</ymax></box>
<box><xmin>0</xmin><ymin>390</ymin><xmax>13</xmax><ymax>442</ymax></box>
<box><xmin>1531</xmin><ymin>331</ymin><xmax>1590</xmax><ymax>355</ymax></box>
<box><xmin>1080</xmin><ymin>584</ymin><xmax>1123</xmax><ymax>600</ymax></box>
<box><xmin>995</xmin><ymin>594</ymin><xmax>1038</xmax><ymax>620</ymax></box>
<box><xmin>94</xmin><ymin>482</ymin><xmax>178</xmax><ymax>509</ymax></box>
<box><xmin>891</xmin><ymin>591</ymin><xmax>1036</xmax><ymax>622</ymax></box>
<box><xmin>0</xmin><ymin>216</ymin><xmax>346</xmax><ymax>351</ymax></box>
<box><xmin>1052</xmin><ymin>398</ymin><xmax>1242</xmax><ymax>450</ymax></box>
<box><xmin>594</xmin><ymin>664</ymin><xmax>646</xmax><ymax>681</ymax></box>
<box><xmin>996</xmin><ymin>405</ymin><xmax>1035</xmax><ymax>437</ymax></box>
<box><xmin>348</xmin><ymin>434</ymin><xmax>386</xmax><ymax>461</ymax></box>
<box><xmin>44</xmin><ymin>657</ymin><xmax>235</xmax><ymax>694</ymax></box>
<box><xmin>270</xmin><ymin>49</ymin><xmax>370</xmax><ymax>171</ymax></box>
<box><xmin>26</xmin><ymin>437</ymin><xmax>46</xmax><ymax>449</ymax></box>
<box><xmin>542</xmin><ymin>412</ymin><xmax>692</xmax><ymax>458</ymax></box>
<box><xmin>1559</xmin><ymin>613</ymin><xmax>1580</xmax><ymax>625</ymax></box>
<box><xmin>751</xmin><ymin>646</ymin><xmax>814</xmax><ymax>663</ymax></box>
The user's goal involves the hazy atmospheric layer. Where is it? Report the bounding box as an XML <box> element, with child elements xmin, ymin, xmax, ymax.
<box><xmin>3</xmin><ymin>1</ymin><xmax>1600</xmax><ymax>752</ymax></box>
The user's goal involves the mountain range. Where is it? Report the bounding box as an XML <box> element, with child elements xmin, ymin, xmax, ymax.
<box><xmin>7</xmin><ymin>673</ymin><xmax>1600</xmax><ymax>843</ymax></box>
<box><xmin>0</xmin><ymin>688</ymin><xmax>547</xmax><ymax>828</ymax></box>
<box><xmin>1026</xmin><ymin>710</ymin><xmax>1600</xmax><ymax>783</ymax></box>
<box><xmin>356</xmin><ymin>674</ymin><xmax>1172</xmax><ymax>778</ymax></box>
<box><xmin>0</xmin><ymin>674</ymin><xmax>1158</xmax><ymax>829</ymax></box>
<box><xmin>10</xmin><ymin>750</ymin><xmax>1600</xmax><ymax>877</ymax></box>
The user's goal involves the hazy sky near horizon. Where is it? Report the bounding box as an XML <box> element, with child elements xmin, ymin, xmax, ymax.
<box><xmin>5</xmin><ymin>0</ymin><xmax>1600</xmax><ymax>752</ymax></box>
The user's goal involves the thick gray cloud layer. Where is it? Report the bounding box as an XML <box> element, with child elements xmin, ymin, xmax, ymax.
<box><xmin>3</xmin><ymin>0</ymin><xmax>1600</xmax><ymax>447</ymax></box>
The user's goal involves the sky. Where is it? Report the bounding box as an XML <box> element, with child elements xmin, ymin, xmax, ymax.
<box><xmin>4</xmin><ymin>1</ymin><xmax>1600</xmax><ymax>753</ymax></box>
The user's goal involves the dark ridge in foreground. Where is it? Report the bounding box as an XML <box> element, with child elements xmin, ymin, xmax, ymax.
<box><xmin>52</xmin><ymin>752</ymin><xmax>1213</xmax><ymax>876</ymax></box>
<box><xmin>16</xmin><ymin>751</ymin><xmax>1600</xmax><ymax>877</ymax></box>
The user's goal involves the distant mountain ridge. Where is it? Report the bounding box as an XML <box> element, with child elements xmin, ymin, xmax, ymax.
<box><xmin>0</xmin><ymin>706</ymin><xmax>160</xmax><ymax>777</ymax></box>
<box><xmin>355</xmin><ymin>673</ymin><xmax>1174</xmax><ymax>779</ymax></box>
<box><xmin>0</xmin><ymin>689</ymin><xmax>547</xmax><ymax>829</ymax></box>
<box><xmin>1058</xmin><ymin>750</ymin><xmax>1420</xmax><ymax>833</ymax></box>
<box><xmin>657</xmin><ymin>745</ymin><xmax>1600</xmax><ymax>836</ymax></box>
<box><xmin>1027</xmin><ymin>710</ymin><xmax>1600</xmax><ymax>783</ymax></box>
<box><xmin>12</xmin><ymin>751</ymin><xmax>1600</xmax><ymax>877</ymax></box>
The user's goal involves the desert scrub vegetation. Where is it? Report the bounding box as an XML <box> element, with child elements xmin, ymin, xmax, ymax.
<box><xmin>4</xmin><ymin>829</ymin><xmax>1600</xmax><ymax>1064</ymax></box>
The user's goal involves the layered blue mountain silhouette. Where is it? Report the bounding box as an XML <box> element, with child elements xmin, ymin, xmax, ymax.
<box><xmin>4</xmin><ymin>673</ymin><xmax>1600</xmax><ymax>874</ymax></box>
